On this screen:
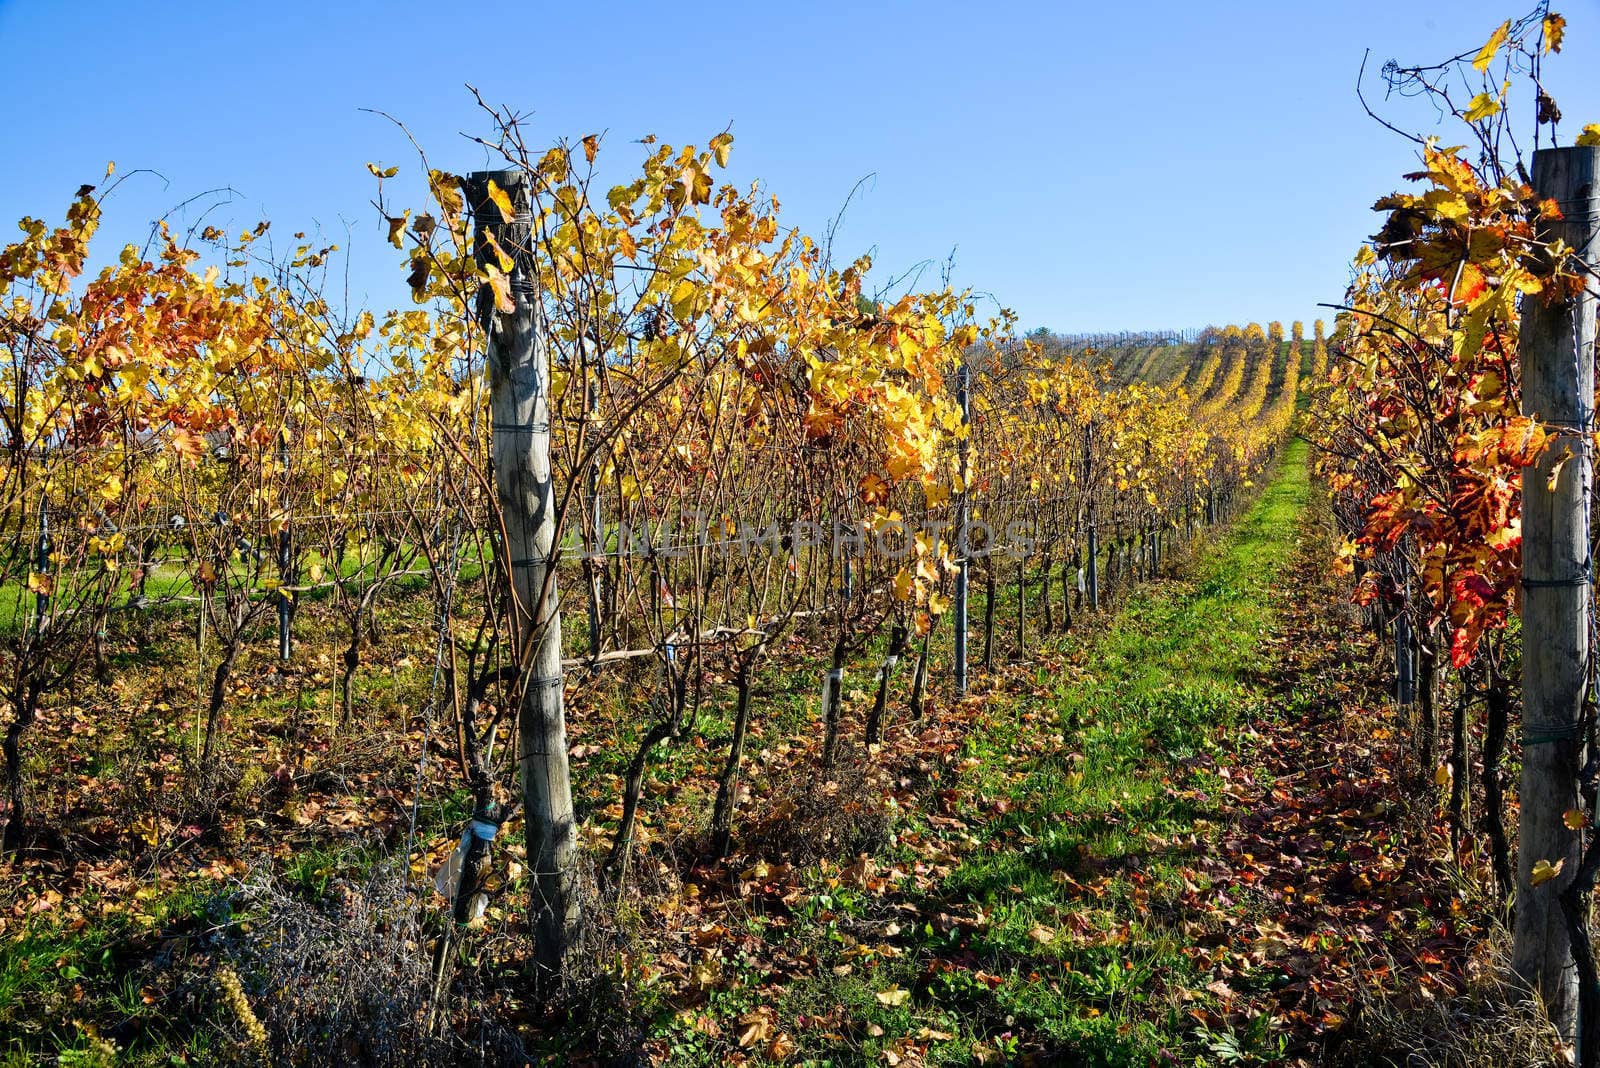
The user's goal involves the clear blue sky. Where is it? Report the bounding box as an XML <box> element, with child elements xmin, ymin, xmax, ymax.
<box><xmin>2</xmin><ymin>0</ymin><xmax>1596</xmax><ymax>334</ymax></box>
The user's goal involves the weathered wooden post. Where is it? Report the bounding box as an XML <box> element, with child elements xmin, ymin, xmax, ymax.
<box><xmin>468</xmin><ymin>169</ymin><xmax>581</xmax><ymax>981</ymax></box>
<box><xmin>1514</xmin><ymin>144</ymin><xmax>1600</xmax><ymax>1041</ymax></box>
<box><xmin>953</xmin><ymin>360</ymin><xmax>970</xmax><ymax>696</ymax></box>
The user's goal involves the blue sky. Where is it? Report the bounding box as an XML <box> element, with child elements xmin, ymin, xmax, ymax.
<box><xmin>1</xmin><ymin>0</ymin><xmax>1596</xmax><ymax>333</ymax></box>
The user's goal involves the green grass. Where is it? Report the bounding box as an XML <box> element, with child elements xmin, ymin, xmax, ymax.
<box><xmin>0</xmin><ymin>880</ymin><xmax>218</xmax><ymax>1064</ymax></box>
<box><xmin>759</xmin><ymin>439</ymin><xmax>1312</xmax><ymax>1065</ymax></box>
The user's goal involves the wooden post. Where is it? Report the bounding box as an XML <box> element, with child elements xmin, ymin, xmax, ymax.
<box><xmin>1514</xmin><ymin>144</ymin><xmax>1600</xmax><ymax>1039</ymax></box>
<box><xmin>468</xmin><ymin>169</ymin><xmax>581</xmax><ymax>981</ymax></box>
<box><xmin>953</xmin><ymin>361</ymin><xmax>970</xmax><ymax>696</ymax></box>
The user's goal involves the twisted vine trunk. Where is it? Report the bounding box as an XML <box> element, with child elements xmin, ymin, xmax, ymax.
<box><xmin>1060</xmin><ymin>552</ymin><xmax>1075</xmax><ymax>633</ymax></box>
<box><xmin>820</xmin><ymin>635</ymin><xmax>847</xmax><ymax>769</ymax></box>
<box><xmin>982</xmin><ymin>564</ymin><xmax>996</xmax><ymax>670</ymax></box>
<box><xmin>909</xmin><ymin>625</ymin><xmax>933</xmax><ymax>720</ymax></box>
<box><xmin>711</xmin><ymin>654</ymin><xmax>760</xmax><ymax>859</ymax></box>
<box><xmin>1448</xmin><ymin>685</ymin><xmax>1470</xmax><ymax>860</ymax></box>
<box><xmin>1416</xmin><ymin>636</ymin><xmax>1437</xmax><ymax>774</ymax></box>
<box><xmin>1483</xmin><ymin>674</ymin><xmax>1514</xmax><ymax>899</ymax></box>
<box><xmin>200</xmin><ymin>641</ymin><xmax>240</xmax><ymax>767</ymax></box>
<box><xmin>1012</xmin><ymin>559</ymin><xmax>1026</xmax><ymax>660</ymax></box>
<box><xmin>865</xmin><ymin>625</ymin><xmax>907</xmax><ymax>746</ymax></box>
<box><xmin>607</xmin><ymin>716</ymin><xmax>677</xmax><ymax>882</ymax></box>
<box><xmin>1040</xmin><ymin>553</ymin><xmax>1054</xmax><ymax>634</ymax></box>
<box><xmin>2</xmin><ymin>679</ymin><xmax>44</xmax><ymax>854</ymax></box>
<box><xmin>339</xmin><ymin>615</ymin><xmax>361</xmax><ymax>726</ymax></box>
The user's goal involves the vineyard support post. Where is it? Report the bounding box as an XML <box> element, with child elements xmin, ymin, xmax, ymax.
<box><xmin>1085</xmin><ymin>425</ymin><xmax>1099</xmax><ymax>611</ymax></box>
<box><xmin>1513</xmin><ymin>144</ymin><xmax>1600</xmax><ymax>1042</ymax></box>
<box><xmin>1086</xmin><ymin>521</ymin><xmax>1099</xmax><ymax>612</ymax></box>
<box><xmin>586</xmin><ymin>372</ymin><xmax>603</xmax><ymax>657</ymax></box>
<box><xmin>953</xmin><ymin>360</ymin><xmax>970</xmax><ymax>696</ymax></box>
<box><xmin>276</xmin><ymin>435</ymin><xmax>292</xmax><ymax>662</ymax></box>
<box><xmin>1394</xmin><ymin>606</ymin><xmax>1414</xmax><ymax>706</ymax></box>
<box><xmin>32</xmin><ymin>506</ymin><xmax>50</xmax><ymax>632</ymax></box>
<box><xmin>469</xmin><ymin>169</ymin><xmax>582</xmax><ymax>982</ymax></box>
<box><xmin>277</xmin><ymin>529</ymin><xmax>292</xmax><ymax>662</ymax></box>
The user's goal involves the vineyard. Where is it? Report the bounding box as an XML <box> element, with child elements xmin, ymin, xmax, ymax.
<box><xmin>3</xmin><ymin>4</ymin><xmax>1600</xmax><ymax>1067</ymax></box>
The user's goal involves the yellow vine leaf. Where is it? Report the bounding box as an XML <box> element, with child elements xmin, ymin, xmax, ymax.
<box><xmin>1464</xmin><ymin>92</ymin><xmax>1501</xmax><ymax>123</ymax></box>
<box><xmin>1472</xmin><ymin>20</ymin><xmax>1510</xmax><ymax>72</ymax></box>
<box><xmin>711</xmin><ymin>132</ymin><xmax>734</xmax><ymax>168</ymax></box>
<box><xmin>1546</xmin><ymin>452</ymin><xmax>1569</xmax><ymax>492</ymax></box>
<box><xmin>482</xmin><ymin>230</ymin><xmax>515</xmax><ymax>273</ymax></box>
<box><xmin>485</xmin><ymin>263</ymin><xmax>516</xmax><ymax>314</ymax></box>
<box><xmin>892</xmin><ymin>569</ymin><xmax>914</xmax><ymax>601</ymax></box>
<box><xmin>385</xmin><ymin>212</ymin><xmax>409</xmax><ymax>249</ymax></box>
<box><xmin>486</xmin><ymin>178</ymin><xmax>515</xmax><ymax>221</ymax></box>
<box><xmin>1530</xmin><ymin>858</ymin><xmax>1564</xmax><ymax>887</ymax></box>
<box><xmin>1564</xmin><ymin>809</ymin><xmax>1586</xmax><ymax>830</ymax></box>
<box><xmin>1577</xmin><ymin>124</ymin><xmax>1600</xmax><ymax>148</ymax></box>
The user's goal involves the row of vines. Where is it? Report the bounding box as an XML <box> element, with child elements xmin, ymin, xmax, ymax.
<box><xmin>0</xmin><ymin>103</ymin><xmax>1305</xmax><ymax>1005</ymax></box>
<box><xmin>1310</xmin><ymin>4</ymin><xmax>1600</xmax><ymax>1054</ymax></box>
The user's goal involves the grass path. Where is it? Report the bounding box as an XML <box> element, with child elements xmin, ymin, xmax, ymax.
<box><xmin>745</xmin><ymin>442</ymin><xmax>1319</xmax><ymax>1065</ymax></box>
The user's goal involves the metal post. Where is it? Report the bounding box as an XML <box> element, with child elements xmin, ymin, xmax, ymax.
<box><xmin>953</xmin><ymin>360</ymin><xmax>970</xmax><ymax>696</ymax></box>
<box><xmin>585</xmin><ymin>373</ymin><xmax>603</xmax><ymax>656</ymax></box>
<box><xmin>277</xmin><ymin>437</ymin><xmax>292</xmax><ymax>662</ymax></box>
<box><xmin>1394</xmin><ymin>607</ymin><xmax>1414</xmax><ymax>705</ymax></box>
<box><xmin>1085</xmin><ymin>424</ymin><xmax>1099</xmax><ymax>611</ymax></box>
<box><xmin>33</xmin><ymin>505</ymin><xmax>50</xmax><ymax>632</ymax></box>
